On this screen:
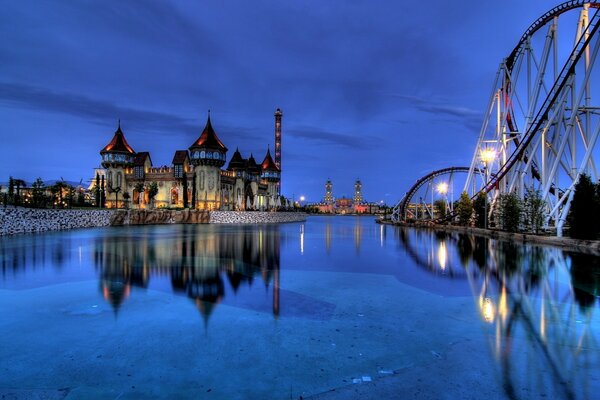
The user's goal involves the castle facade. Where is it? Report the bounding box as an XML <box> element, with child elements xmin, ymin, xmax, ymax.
<box><xmin>99</xmin><ymin>109</ymin><xmax>282</xmax><ymax>210</ymax></box>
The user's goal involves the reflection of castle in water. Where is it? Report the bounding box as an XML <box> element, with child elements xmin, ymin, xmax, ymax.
<box><xmin>396</xmin><ymin>228</ymin><xmax>600</xmax><ymax>399</ymax></box>
<box><xmin>94</xmin><ymin>225</ymin><xmax>280</xmax><ymax>322</ymax></box>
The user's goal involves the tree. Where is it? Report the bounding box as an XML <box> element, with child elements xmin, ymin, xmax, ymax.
<box><xmin>494</xmin><ymin>192</ymin><xmax>522</xmax><ymax>232</ymax></box>
<box><xmin>134</xmin><ymin>182</ymin><xmax>145</xmax><ymax>206</ymax></box>
<box><xmin>52</xmin><ymin>181</ymin><xmax>67</xmax><ymax>208</ymax></box>
<box><xmin>100</xmin><ymin>175</ymin><xmax>106</xmax><ymax>208</ymax></box>
<box><xmin>66</xmin><ymin>185</ymin><xmax>76</xmax><ymax>208</ymax></box>
<box><xmin>77</xmin><ymin>188</ymin><xmax>86</xmax><ymax>207</ymax></box>
<box><xmin>455</xmin><ymin>191</ymin><xmax>473</xmax><ymax>226</ymax></box>
<box><xmin>122</xmin><ymin>191</ymin><xmax>130</xmax><ymax>209</ymax></box>
<box><xmin>148</xmin><ymin>182</ymin><xmax>159</xmax><ymax>208</ymax></box>
<box><xmin>13</xmin><ymin>178</ymin><xmax>26</xmax><ymax>206</ymax></box>
<box><xmin>568</xmin><ymin>174</ymin><xmax>599</xmax><ymax>239</ymax></box>
<box><xmin>433</xmin><ymin>199</ymin><xmax>446</xmax><ymax>219</ymax></box>
<box><xmin>95</xmin><ymin>173</ymin><xmax>101</xmax><ymax>207</ymax></box>
<box><xmin>31</xmin><ymin>178</ymin><xmax>45</xmax><ymax>208</ymax></box>
<box><xmin>8</xmin><ymin>177</ymin><xmax>14</xmax><ymax>205</ymax></box>
<box><xmin>524</xmin><ymin>186</ymin><xmax>544</xmax><ymax>233</ymax></box>
<box><xmin>473</xmin><ymin>193</ymin><xmax>487</xmax><ymax>228</ymax></box>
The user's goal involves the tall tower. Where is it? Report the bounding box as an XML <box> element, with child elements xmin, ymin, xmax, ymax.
<box><xmin>189</xmin><ymin>113</ymin><xmax>228</xmax><ymax>210</ymax></box>
<box><xmin>274</xmin><ymin>108</ymin><xmax>283</xmax><ymax>195</ymax></box>
<box><xmin>100</xmin><ymin>121</ymin><xmax>136</xmax><ymax>208</ymax></box>
<box><xmin>354</xmin><ymin>179</ymin><xmax>363</xmax><ymax>204</ymax></box>
<box><xmin>324</xmin><ymin>179</ymin><xmax>333</xmax><ymax>204</ymax></box>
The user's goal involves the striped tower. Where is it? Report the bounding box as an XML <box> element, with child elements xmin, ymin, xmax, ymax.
<box><xmin>274</xmin><ymin>108</ymin><xmax>283</xmax><ymax>195</ymax></box>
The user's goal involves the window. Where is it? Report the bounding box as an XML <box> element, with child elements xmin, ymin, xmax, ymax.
<box><xmin>174</xmin><ymin>164</ymin><xmax>183</xmax><ymax>178</ymax></box>
<box><xmin>134</xmin><ymin>166</ymin><xmax>144</xmax><ymax>179</ymax></box>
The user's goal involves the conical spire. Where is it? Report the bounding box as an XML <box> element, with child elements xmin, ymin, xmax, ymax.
<box><xmin>100</xmin><ymin>121</ymin><xmax>135</xmax><ymax>154</ymax></box>
<box><xmin>189</xmin><ymin>111</ymin><xmax>227</xmax><ymax>151</ymax></box>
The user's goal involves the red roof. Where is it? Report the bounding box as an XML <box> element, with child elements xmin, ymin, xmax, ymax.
<box><xmin>100</xmin><ymin>125</ymin><xmax>135</xmax><ymax>154</ymax></box>
<box><xmin>189</xmin><ymin>115</ymin><xmax>228</xmax><ymax>151</ymax></box>
<box><xmin>261</xmin><ymin>148</ymin><xmax>279</xmax><ymax>171</ymax></box>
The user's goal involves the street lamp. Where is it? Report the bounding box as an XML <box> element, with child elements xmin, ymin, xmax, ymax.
<box><xmin>436</xmin><ymin>182</ymin><xmax>449</xmax><ymax>218</ymax></box>
<box><xmin>480</xmin><ymin>148</ymin><xmax>496</xmax><ymax>229</ymax></box>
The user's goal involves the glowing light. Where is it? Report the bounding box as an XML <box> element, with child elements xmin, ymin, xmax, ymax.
<box><xmin>479</xmin><ymin>296</ymin><xmax>496</xmax><ymax>323</ymax></box>
<box><xmin>300</xmin><ymin>224</ymin><xmax>305</xmax><ymax>254</ymax></box>
<box><xmin>299</xmin><ymin>195</ymin><xmax>305</xmax><ymax>202</ymax></box>
<box><xmin>436</xmin><ymin>182</ymin><xmax>448</xmax><ymax>195</ymax></box>
<box><xmin>437</xmin><ymin>241</ymin><xmax>447</xmax><ymax>271</ymax></box>
<box><xmin>480</xmin><ymin>148</ymin><xmax>496</xmax><ymax>164</ymax></box>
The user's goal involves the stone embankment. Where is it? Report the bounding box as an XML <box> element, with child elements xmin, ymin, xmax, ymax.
<box><xmin>1</xmin><ymin>208</ymin><xmax>307</xmax><ymax>236</ymax></box>
<box><xmin>210</xmin><ymin>211</ymin><xmax>306</xmax><ymax>224</ymax></box>
<box><xmin>0</xmin><ymin>207</ymin><xmax>114</xmax><ymax>236</ymax></box>
<box><xmin>111</xmin><ymin>210</ymin><xmax>306</xmax><ymax>225</ymax></box>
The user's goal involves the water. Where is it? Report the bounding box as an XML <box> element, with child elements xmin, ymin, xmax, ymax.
<box><xmin>0</xmin><ymin>216</ymin><xmax>599</xmax><ymax>399</ymax></box>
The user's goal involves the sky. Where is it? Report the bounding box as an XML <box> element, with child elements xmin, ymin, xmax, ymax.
<box><xmin>0</xmin><ymin>0</ymin><xmax>552</xmax><ymax>204</ymax></box>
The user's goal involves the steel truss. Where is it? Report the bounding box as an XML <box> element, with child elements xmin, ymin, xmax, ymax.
<box><xmin>465</xmin><ymin>1</ymin><xmax>600</xmax><ymax>236</ymax></box>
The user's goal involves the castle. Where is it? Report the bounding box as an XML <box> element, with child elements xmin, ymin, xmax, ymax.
<box><xmin>99</xmin><ymin>109</ymin><xmax>283</xmax><ymax>210</ymax></box>
<box><xmin>313</xmin><ymin>179</ymin><xmax>371</xmax><ymax>214</ymax></box>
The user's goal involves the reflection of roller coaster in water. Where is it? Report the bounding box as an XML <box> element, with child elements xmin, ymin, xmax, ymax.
<box><xmin>394</xmin><ymin>2</ymin><xmax>600</xmax><ymax>236</ymax></box>
<box><xmin>397</xmin><ymin>227</ymin><xmax>600</xmax><ymax>399</ymax></box>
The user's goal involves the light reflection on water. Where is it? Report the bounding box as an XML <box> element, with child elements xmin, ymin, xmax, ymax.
<box><xmin>396</xmin><ymin>227</ymin><xmax>600</xmax><ymax>400</ymax></box>
<box><xmin>0</xmin><ymin>217</ymin><xmax>599</xmax><ymax>398</ymax></box>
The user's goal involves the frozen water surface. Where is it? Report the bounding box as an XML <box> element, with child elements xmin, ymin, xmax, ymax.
<box><xmin>0</xmin><ymin>216</ymin><xmax>599</xmax><ymax>399</ymax></box>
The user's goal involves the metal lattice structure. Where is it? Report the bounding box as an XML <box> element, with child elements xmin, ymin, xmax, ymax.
<box><xmin>391</xmin><ymin>167</ymin><xmax>482</xmax><ymax>222</ymax></box>
<box><xmin>395</xmin><ymin>2</ymin><xmax>600</xmax><ymax>236</ymax></box>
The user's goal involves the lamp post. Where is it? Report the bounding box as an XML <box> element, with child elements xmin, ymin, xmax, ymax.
<box><xmin>436</xmin><ymin>182</ymin><xmax>448</xmax><ymax>218</ymax></box>
<box><xmin>480</xmin><ymin>148</ymin><xmax>496</xmax><ymax>229</ymax></box>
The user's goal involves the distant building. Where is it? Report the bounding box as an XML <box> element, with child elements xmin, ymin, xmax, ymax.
<box><xmin>313</xmin><ymin>179</ymin><xmax>379</xmax><ymax>214</ymax></box>
<box><xmin>98</xmin><ymin>110</ymin><xmax>282</xmax><ymax>210</ymax></box>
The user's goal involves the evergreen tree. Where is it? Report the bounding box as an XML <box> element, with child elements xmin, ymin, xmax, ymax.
<box><xmin>95</xmin><ymin>173</ymin><xmax>100</xmax><ymax>207</ymax></box>
<box><xmin>501</xmin><ymin>192</ymin><xmax>522</xmax><ymax>232</ymax></box>
<box><xmin>568</xmin><ymin>174</ymin><xmax>599</xmax><ymax>239</ymax></box>
<box><xmin>524</xmin><ymin>186</ymin><xmax>544</xmax><ymax>233</ymax></box>
<box><xmin>455</xmin><ymin>191</ymin><xmax>473</xmax><ymax>226</ymax></box>
<box><xmin>473</xmin><ymin>192</ymin><xmax>487</xmax><ymax>228</ymax></box>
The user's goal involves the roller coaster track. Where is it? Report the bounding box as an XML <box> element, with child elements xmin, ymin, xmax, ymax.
<box><xmin>395</xmin><ymin>2</ymin><xmax>600</xmax><ymax>232</ymax></box>
<box><xmin>484</xmin><ymin>6</ymin><xmax>600</xmax><ymax>194</ymax></box>
<box><xmin>393</xmin><ymin>167</ymin><xmax>472</xmax><ymax>220</ymax></box>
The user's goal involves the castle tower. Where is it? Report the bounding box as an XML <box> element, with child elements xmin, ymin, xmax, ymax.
<box><xmin>274</xmin><ymin>108</ymin><xmax>283</xmax><ymax>195</ymax></box>
<box><xmin>189</xmin><ymin>113</ymin><xmax>228</xmax><ymax>210</ymax></box>
<box><xmin>100</xmin><ymin>121</ymin><xmax>136</xmax><ymax>208</ymax></box>
<box><xmin>354</xmin><ymin>179</ymin><xmax>363</xmax><ymax>204</ymax></box>
<box><xmin>261</xmin><ymin>148</ymin><xmax>281</xmax><ymax>208</ymax></box>
<box><xmin>324</xmin><ymin>179</ymin><xmax>333</xmax><ymax>204</ymax></box>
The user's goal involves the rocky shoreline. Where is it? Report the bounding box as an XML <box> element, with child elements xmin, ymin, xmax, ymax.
<box><xmin>0</xmin><ymin>208</ymin><xmax>307</xmax><ymax>236</ymax></box>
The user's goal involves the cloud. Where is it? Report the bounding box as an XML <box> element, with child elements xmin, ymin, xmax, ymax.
<box><xmin>391</xmin><ymin>94</ymin><xmax>481</xmax><ymax>125</ymax></box>
<box><xmin>287</xmin><ymin>125</ymin><xmax>373</xmax><ymax>148</ymax></box>
<box><xmin>0</xmin><ymin>82</ymin><xmax>264</xmax><ymax>143</ymax></box>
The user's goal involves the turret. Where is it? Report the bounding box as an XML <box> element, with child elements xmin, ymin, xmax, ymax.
<box><xmin>100</xmin><ymin>121</ymin><xmax>136</xmax><ymax>168</ymax></box>
<box><xmin>261</xmin><ymin>148</ymin><xmax>280</xmax><ymax>182</ymax></box>
<box><xmin>100</xmin><ymin>121</ymin><xmax>135</xmax><ymax>208</ymax></box>
<box><xmin>189</xmin><ymin>113</ymin><xmax>228</xmax><ymax>167</ymax></box>
<box><xmin>188</xmin><ymin>113</ymin><xmax>228</xmax><ymax>210</ymax></box>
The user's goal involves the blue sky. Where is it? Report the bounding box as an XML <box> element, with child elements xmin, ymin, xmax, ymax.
<box><xmin>0</xmin><ymin>0</ymin><xmax>549</xmax><ymax>203</ymax></box>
